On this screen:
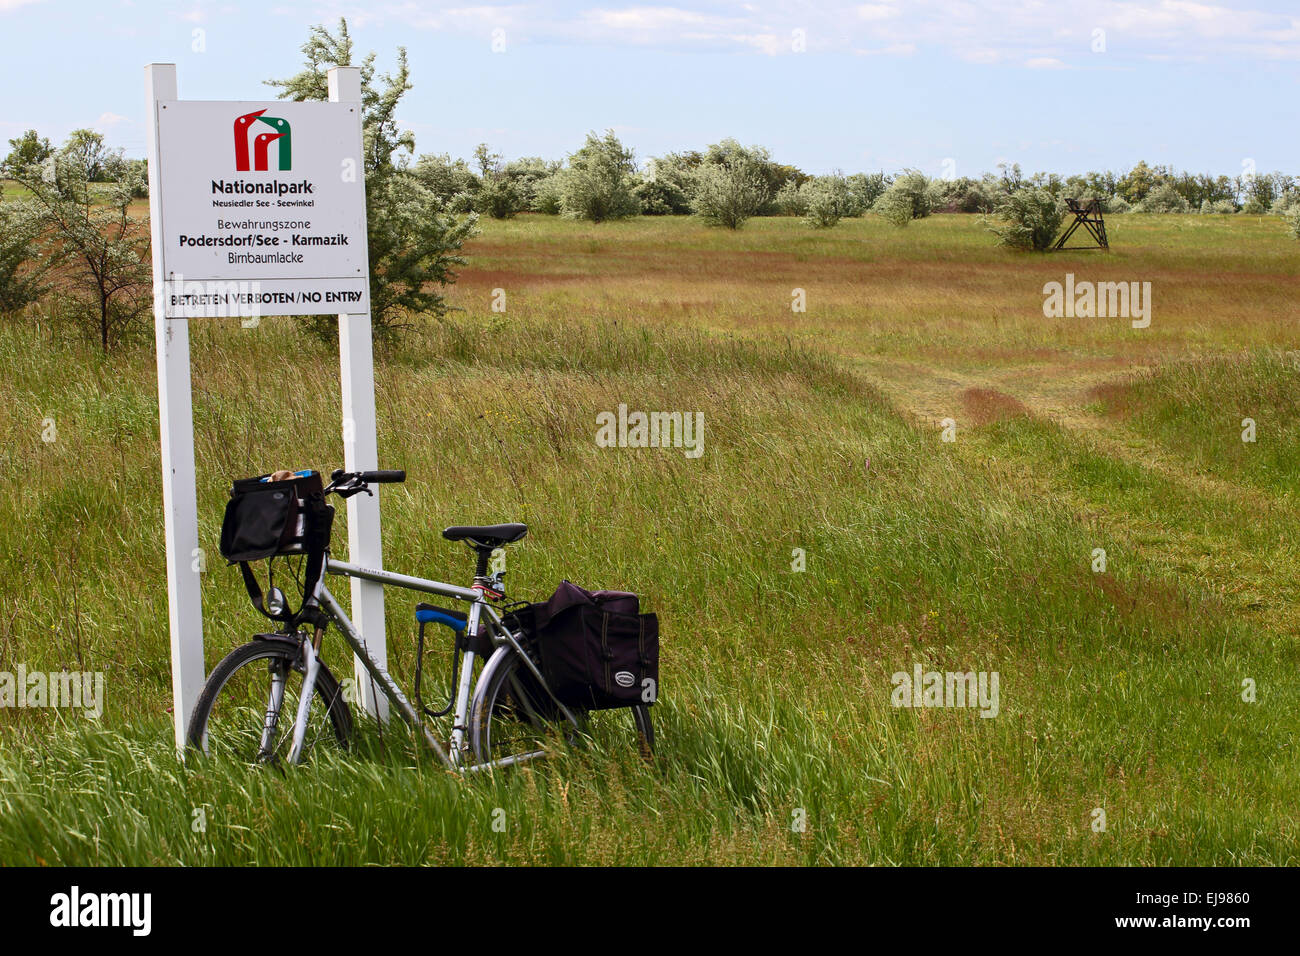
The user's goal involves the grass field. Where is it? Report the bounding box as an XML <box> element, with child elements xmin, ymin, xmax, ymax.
<box><xmin>1</xmin><ymin>212</ymin><xmax>1298</xmax><ymax>865</ymax></box>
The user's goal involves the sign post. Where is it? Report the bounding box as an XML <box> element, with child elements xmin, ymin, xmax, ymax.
<box><xmin>146</xmin><ymin>63</ymin><xmax>389</xmax><ymax>747</ymax></box>
<box><xmin>329</xmin><ymin>66</ymin><xmax>389</xmax><ymax>722</ymax></box>
<box><xmin>146</xmin><ymin>64</ymin><xmax>205</xmax><ymax>751</ymax></box>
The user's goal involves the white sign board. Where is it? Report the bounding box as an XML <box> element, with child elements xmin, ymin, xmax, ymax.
<box><xmin>147</xmin><ymin>66</ymin><xmax>389</xmax><ymax>751</ymax></box>
<box><xmin>154</xmin><ymin>100</ymin><xmax>369</xmax><ymax>317</ymax></box>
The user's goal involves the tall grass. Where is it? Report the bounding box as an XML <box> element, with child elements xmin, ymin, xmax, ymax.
<box><xmin>1</xmin><ymin>214</ymin><xmax>1297</xmax><ymax>864</ymax></box>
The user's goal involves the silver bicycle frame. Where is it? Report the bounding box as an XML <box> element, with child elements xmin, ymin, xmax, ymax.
<box><xmin>277</xmin><ymin>554</ymin><xmax>577</xmax><ymax>772</ymax></box>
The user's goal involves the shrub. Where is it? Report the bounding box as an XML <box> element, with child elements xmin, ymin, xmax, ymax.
<box><xmin>0</xmin><ymin>196</ymin><xmax>48</xmax><ymax>313</ymax></box>
<box><xmin>1136</xmin><ymin>183</ymin><xmax>1190</xmax><ymax>213</ymax></box>
<box><xmin>1290</xmin><ymin>210</ymin><xmax>1300</xmax><ymax>241</ymax></box>
<box><xmin>561</xmin><ymin>130</ymin><xmax>639</xmax><ymax>222</ymax></box>
<box><xmin>1106</xmin><ymin>195</ymin><xmax>1132</xmax><ymax>214</ymax></box>
<box><xmin>802</xmin><ymin>174</ymin><xmax>852</xmax><ymax>229</ymax></box>
<box><xmin>692</xmin><ymin>159</ymin><xmax>769</xmax><ymax>229</ymax></box>
<box><xmin>1199</xmin><ymin>199</ymin><xmax>1237</xmax><ymax>215</ymax></box>
<box><xmin>412</xmin><ymin>152</ymin><xmax>480</xmax><ymax>205</ymax></box>
<box><xmin>873</xmin><ymin>170</ymin><xmax>931</xmax><ymax>227</ymax></box>
<box><xmin>844</xmin><ymin>172</ymin><xmax>887</xmax><ymax>215</ymax></box>
<box><xmin>927</xmin><ymin>176</ymin><xmax>998</xmax><ymax>213</ymax></box>
<box><xmin>502</xmin><ymin>156</ymin><xmax>560</xmax><ymax>211</ymax></box>
<box><xmin>775</xmin><ymin>180</ymin><xmax>808</xmax><ymax>216</ymax></box>
<box><xmin>474</xmin><ymin>175</ymin><xmax>524</xmax><ymax>219</ymax></box>
<box><xmin>983</xmin><ymin>187</ymin><xmax>1065</xmax><ymax>251</ymax></box>
<box><xmin>635</xmin><ymin>172</ymin><xmax>691</xmax><ymax>215</ymax></box>
<box><xmin>469</xmin><ymin>145</ymin><xmax>525</xmax><ymax>219</ymax></box>
<box><xmin>636</xmin><ymin>156</ymin><xmax>696</xmax><ymax>215</ymax></box>
<box><xmin>533</xmin><ymin>174</ymin><xmax>564</xmax><ymax>215</ymax></box>
<box><xmin>700</xmin><ymin>139</ymin><xmax>787</xmax><ymax>214</ymax></box>
<box><xmin>1270</xmin><ymin>190</ymin><xmax>1300</xmax><ymax>218</ymax></box>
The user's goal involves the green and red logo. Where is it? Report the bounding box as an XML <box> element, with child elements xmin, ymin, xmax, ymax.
<box><xmin>233</xmin><ymin>109</ymin><xmax>292</xmax><ymax>171</ymax></box>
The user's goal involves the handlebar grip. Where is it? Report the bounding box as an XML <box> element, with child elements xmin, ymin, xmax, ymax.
<box><xmin>361</xmin><ymin>470</ymin><xmax>406</xmax><ymax>484</ymax></box>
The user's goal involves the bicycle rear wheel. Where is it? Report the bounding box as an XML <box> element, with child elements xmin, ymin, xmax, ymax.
<box><xmin>469</xmin><ymin>646</ymin><xmax>653</xmax><ymax>766</ymax></box>
<box><xmin>187</xmin><ymin>638</ymin><xmax>353</xmax><ymax>765</ymax></box>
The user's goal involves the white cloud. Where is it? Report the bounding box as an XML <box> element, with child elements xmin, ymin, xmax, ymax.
<box><xmin>857</xmin><ymin>3</ymin><xmax>900</xmax><ymax>21</ymax></box>
<box><xmin>340</xmin><ymin>0</ymin><xmax>1300</xmax><ymax>62</ymax></box>
<box><xmin>854</xmin><ymin>42</ymin><xmax>916</xmax><ymax>56</ymax></box>
<box><xmin>584</xmin><ymin>6</ymin><xmax>710</xmax><ymax>31</ymax></box>
<box><xmin>1025</xmin><ymin>56</ymin><xmax>1067</xmax><ymax>69</ymax></box>
<box><xmin>0</xmin><ymin>0</ymin><xmax>45</xmax><ymax>11</ymax></box>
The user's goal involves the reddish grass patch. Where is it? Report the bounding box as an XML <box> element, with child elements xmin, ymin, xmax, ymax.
<box><xmin>961</xmin><ymin>387</ymin><xmax>1032</xmax><ymax>426</ymax></box>
<box><xmin>1086</xmin><ymin>380</ymin><xmax>1139</xmax><ymax>418</ymax></box>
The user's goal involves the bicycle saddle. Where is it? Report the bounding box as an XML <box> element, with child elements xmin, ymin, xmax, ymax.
<box><xmin>442</xmin><ymin>523</ymin><xmax>528</xmax><ymax>547</ymax></box>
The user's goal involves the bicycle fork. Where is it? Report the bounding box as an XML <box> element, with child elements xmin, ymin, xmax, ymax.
<box><xmin>286</xmin><ymin>637</ymin><xmax>321</xmax><ymax>765</ymax></box>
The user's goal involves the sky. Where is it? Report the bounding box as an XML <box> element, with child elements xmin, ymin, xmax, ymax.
<box><xmin>0</xmin><ymin>0</ymin><xmax>1296</xmax><ymax>179</ymax></box>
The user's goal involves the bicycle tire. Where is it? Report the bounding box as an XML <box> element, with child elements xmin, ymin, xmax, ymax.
<box><xmin>469</xmin><ymin>646</ymin><xmax>653</xmax><ymax>765</ymax></box>
<box><xmin>186</xmin><ymin>638</ymin><xmax>353</xmax><ymax>764</ymax></box>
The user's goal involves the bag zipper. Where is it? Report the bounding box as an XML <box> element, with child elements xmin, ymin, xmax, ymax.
<box><xmin>601</xmin><ymin>612</ymin><xmax>611</xmax><ymax>696</ymax></box>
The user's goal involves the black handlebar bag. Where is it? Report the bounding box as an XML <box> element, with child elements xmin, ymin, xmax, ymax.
<box><xmin>219</xmin><ymin>472</ymin><xmax>335</xmax><ymax>623</ymax></box>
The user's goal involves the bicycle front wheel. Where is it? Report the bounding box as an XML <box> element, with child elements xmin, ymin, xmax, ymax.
<box><xmin>469</xmin><ymin>646</ymin><xmax>653</xmax><ymax>766</ymax></box>
<box><xmin>187</xmin><ymin>638</ymin><xmax>353</xmax><ymax>765</ymax></box>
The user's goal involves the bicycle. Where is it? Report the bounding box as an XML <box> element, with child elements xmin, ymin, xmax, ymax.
<box><xmin>186</xmin><ymin>468</ymin><xmax>654</xmax><ymax>772</ymax></box>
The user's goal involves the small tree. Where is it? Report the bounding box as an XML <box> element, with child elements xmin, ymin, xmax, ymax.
<box><xmin>533</xmin><ymin>174</ymin><xmax>564</xmax><ymax>214</ymax></box>
<box><xmin>412</xmin><ymin>152</ymin><xmax>480</xmax><ymax>205</ymax></box>
<box><xmin>472</xmin><ymin>143</ymin><xmax>525</xmax><ymax>219</ymax></box>
<box><xmin>635</xmin><ymin>158</ymin><xmax>693</xmax><ymax>215</ymax></box>
<box><xmin>560</xmin><ymin>130</ymin><xmax>639</xmax><ymax>222</ymax></box>
<box><xmin>10</xmin><ymin>145</ymin><xmax>151</xmax><ymax>350</ymax></box>
<box><xmin>873</xmin><ymin>170</ymin><xmax>931</xmax><ymax>227</ymax></box>
<box><xmin>1136</xmin><ymin>182</ymin><xmax>1190</xmax><ymax>213</ymax></box>
<box><xmin>3</xmin><ymin>130</ymin><xmax>54</xmax><ymax>174</ymax></box>
<box><xmin>1116</xmin><ymin>161</ymin><xmax>1157</xmax><ymax>203</ymax></box>
<box><xmin>60</xmin><ymin>129</ymin><xmax>118</xmax><ymax>183</ymax></box>
<box><xmin>502</xmin><ymin>156</ymin><xmax>561</xmax><ymax>211</ymax></box>
<box><xmin>927</xmin><ymin>176</ymin><xmax>998</xmax><ymax>213</ymax></box>
<box><xmin>268</xmin><ymin>19</ymin><xmax>478</xmax><ymax>339</ymax></box>
<box><xmin>693</xmin><ymin>163</ymin><xmax>768</xmax><ymax>229</ymax></box>
<box><xmin>983</xmin><ymin>187</ymin><xmax>1065</xmax><ymax>251</ymax></box>
<box><xmin>844</xmin><ymin>172</ymin><xmax>887</xmax><ymax>215</ymax></box>
<box><xmin>1199</xmin><ymin>198</ymin><xmax>1236</xmax><ymax>215</ymax></box>
<box><xmin>775</xmin><ymin>180</ymin><xmax>808</xmax><ymax>216</ymax></box>
<box><xmin>692</xmin><ymin>140</ymin><xmax>776</xmax><ymax>228</ymax></box>
<box><xmin>641</xmin><ymin>152</ymin><xmax>700</xmax><ymax>214</ymax></box>
<box><xmin>0</xmin><ymin>190</ymin><xmax>49</xmax><ymax>313</ymax></box>
<box><xmin>1270</xmin><ymin>190</ymin><xmax>1300</xmax><ymax>218</ymax></box>
<box><xmin>803</xmin><ymin>174</ymin><xmax>851</xmax><ymax>228</ymax></box>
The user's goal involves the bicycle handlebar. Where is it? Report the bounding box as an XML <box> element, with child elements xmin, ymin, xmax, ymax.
<box><xmin>327</xmin><ymin>469</ymin><xmax>406</xmax><ymax>497</ymax></box>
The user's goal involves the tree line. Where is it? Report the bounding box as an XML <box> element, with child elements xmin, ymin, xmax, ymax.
<box><xmin>2</xmin><ymin>17</ymin><xmax>1297</xmax><ymax>349</ymax></box>
<box><xmin>416</xmin><ymin>138</ymin><xmax>1298</xmax><ymax>225</ymax></box>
